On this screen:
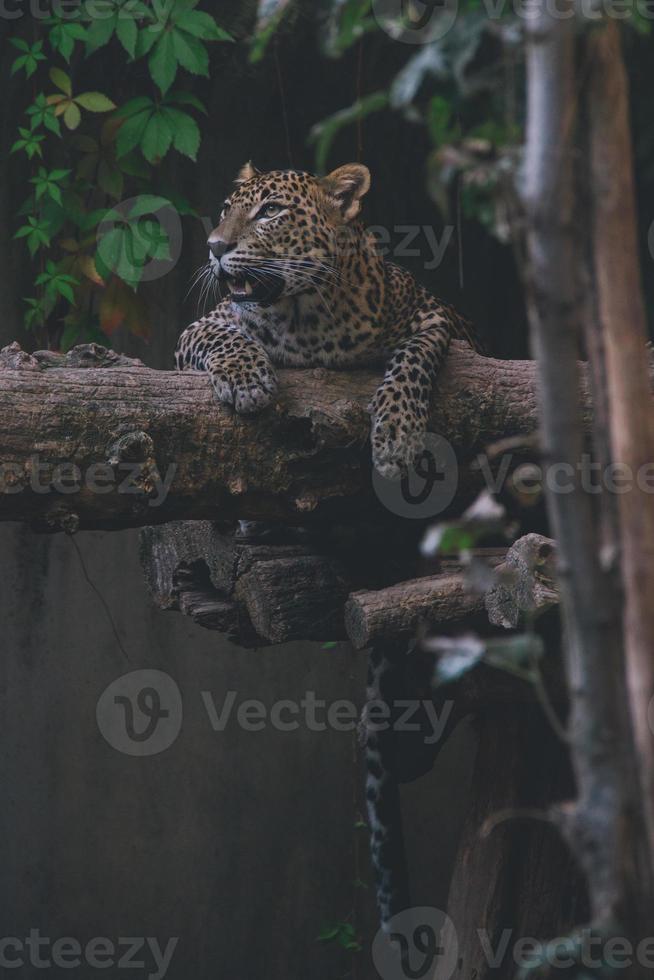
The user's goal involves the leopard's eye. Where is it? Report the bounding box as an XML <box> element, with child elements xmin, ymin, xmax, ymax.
<box><xmin>220</xmin><ymin>200</ymin><xmax>231</xmax><ymax>219</ymax></box>
<box><xmin>257</xmin><ymin>202</ymin><xmax>284</xmax><ymax>220</ymax></box>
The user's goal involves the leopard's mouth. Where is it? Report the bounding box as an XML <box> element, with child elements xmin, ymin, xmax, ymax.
<box><xmin>220</xmin><ymin>270</ymin><xmax>285</xmax><ymax>305</ymax></box>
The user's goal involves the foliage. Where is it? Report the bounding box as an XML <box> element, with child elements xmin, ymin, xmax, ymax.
<box><xmin>316</xmin><ymin>920</ymin><xmax>363</xmax><ymax>953</ymax></box>
<box><xmin>11</xmin><ymin>0</ymin><xmax>232</xmax><ymax>350</ymax></box>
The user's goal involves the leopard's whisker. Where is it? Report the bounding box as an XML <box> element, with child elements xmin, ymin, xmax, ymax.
<box><xmin>185</xmin><ymin>262</ymin><xmax>212</xmax><ymax>302</ymax></box>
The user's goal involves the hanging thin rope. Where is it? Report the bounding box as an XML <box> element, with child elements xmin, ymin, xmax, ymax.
<box><xmin>274</xmin><ymin>37</ymin><xmax>294</xmax><ymax>169</ymax></box>
<box><xmin>356</xmin><ymin>38</ymin><xmax>365</xmax><ymax>162</ymax></box>
<box><xmin>456</xmin><ymin>110</ymin><xmax>464</xmax><ymax>290</ymax></box>
<box><xmin>69</xmin><ymin>534</ymin><xmax>131</xmax><ymax>663</ymax></box>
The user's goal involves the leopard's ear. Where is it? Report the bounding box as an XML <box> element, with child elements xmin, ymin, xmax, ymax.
<box><xmin>235</xmin><ymin>161</ymin><xmax>261</xmax><ymax>185</ymax></box>
<box><xmin>320</xmin><ymin>164</ymin><xmax>371</xmax><ymax>222</ymax></box>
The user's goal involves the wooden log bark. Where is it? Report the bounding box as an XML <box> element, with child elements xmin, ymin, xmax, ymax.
<box><xmin>0</xmin><ymin>338</ymin><xmax>596</xmax><ymax>531</ymax></box>
<box><xmin>345</xmin><ymin>574</ymin><xmax>485</xmax><ymax>650</ymax></box>
<box><xmin>346</xmin><ymin>535</ymin><xmax>556</xmax><ymax>650</ymax></box>
<box><xmin>141</xmin><ymin>519</ymin><xmax>558</xmax><ymax>651</ymax></box>
<box><xmin>140</xmin><ymin>521</ymin><xmax>345</xmax><ymax>647</ymax></box>
<box><xmin>523</xmin><ymin>0</ymin><xmax>654</xmax><ymax>948</ymax></box>
<box><xmin>586</xmin><ymin>20</ymin><xmax>654</xmax><ymax>872</ymax></box>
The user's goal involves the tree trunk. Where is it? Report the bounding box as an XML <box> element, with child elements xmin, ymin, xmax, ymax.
<box><xmin>585</xmin><ymin>19</ymin><xmax>654</xmax><ymax>867</ymax></box>
<box><xmin>523</xmin><ymin>0</ymin><xmax>653</xmax><ymax>951</ymax></box>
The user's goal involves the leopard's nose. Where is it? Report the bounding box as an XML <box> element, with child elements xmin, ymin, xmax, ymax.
<box><xmin>208</xmin><ymin>238</ymin><xmax>236</xmax><ymax>259</ymax></box>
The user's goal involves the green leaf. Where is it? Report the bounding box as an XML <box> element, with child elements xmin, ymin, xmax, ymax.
<box><xmin>141</xmin><ymin>112</ymin><xmax>173</xmax><ymax>163</ymax></box>
<box><xmin>55</xmin><ymin>279</ymin><xmax>76</xmax><ymax>304</ymax></box>
<box><xmin>85</xmin><ymin>14</ymin><xmax>116</xmax><ymax>54</ymax></box>
<box><xmin>64</xmin><ymin>23</ymin><xmax>87</xmax><ymax>40</ymax></box>
<box><xmin>171</xmin><ymin>28</ymin><xmax>209</xmax><ymax>75</ymax></box>
<box><xmin>115</xmin><ymin>95</ymin><xmax>154</xmax><ymax>118</ymax></box>
<box><xmin>135</xmin><ymin>25</ymin><xmax>159</xmax><ymax>57</ymax></box>
<box><xmin>64</xmin><ymin>102</ymin><xmax>82</xmax><ymax>129</ymax></box>
<box><xmin>39</xmin><ymin>107</ymin><xmax>62</xmax><ymax>136</ymax></box>
<box><xmin>167</xmin><ymin>89</ymin><xmax>207</xmax><ymax>113</ymax></box>
<box><xmin>11</xmin><ymin>46</ymin><xmax>45</xmax><ymax>78</ymax></box>
<box><xmin>99</xmin><ymin>224</ymin><xmax>147</xmax><ymax>285</ymax></box>
<box><xmin>176</xmin><ymin>9</ymin><xmax>232</xmax><ymax>40</ymax></box>
<box><xmin>149</xmin><ymin>31</ymin><xmax>177</xmax><ymax>94</ymax></box>
<box><xmin>49</xmin><ymin>18</ymin><xmax>87</xmax><ymax>59</ymax></box>
<box><xmin>10</xmin><ymin>37</ymin><xmax>30</xmax><ymax>51</ymax></box>
<box><xmin>160</xmin><ymin>107</ymin><xmax>200</xmax><ymax>160</ymax></box>
<box><xmin>116</xmin><ymin>14</ymin><xmax>138</xmax><ymax>56</ymax></box>
<box><xmin>75</xmin><ymin>91</ymin><xmax>117</xmax><ymax>112</ymax></box>
<box><xmin>50</xmin><ymin>66</ymin><xmax>72</xmax><ymax>96</ymax></box>
<box><xmin>115</xmin><ymin>108</ymin><xmax>152</xmax><ymax>157</ymax></box>
<box><xmin>128</xmin><ymin>194</ymin><xmax>172</xmax><ymax>217</ymax></box>
<box><xmin>131</xmin><ymin>217</ymin><xmax>168</xmax><ymax>262</ymax></box>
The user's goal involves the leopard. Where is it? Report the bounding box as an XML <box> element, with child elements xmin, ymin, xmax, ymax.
<box><xmin>175</xmin><ymin>161</ymin><xmax>480</xmax><ymax>937</ymax></box>
<box><xmin>175</xmin><ymin>160</ymin><xmax>478</xmax><ymax>480</ymax></box>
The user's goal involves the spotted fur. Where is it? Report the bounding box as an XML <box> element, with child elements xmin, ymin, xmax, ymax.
<box><xmin>175</xmin><ymin>162</ymin><xmax>478</xmax><ymax>479</ymax></box>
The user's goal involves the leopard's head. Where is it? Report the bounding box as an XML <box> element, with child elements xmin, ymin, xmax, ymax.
<box><xmin>206</xmin><ymin>162</ymin><xmax>371</xmax><ymax>303</ymax></box>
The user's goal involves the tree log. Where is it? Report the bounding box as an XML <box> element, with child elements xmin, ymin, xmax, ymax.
<box><xmin>141</xmin><ymin>521</ymin><xmax>355</xmax><ymax>646</ymax></box>
<box><xmin>345</xmin><ymin>574</ymin><xmax>485</xmax><ymax>650</ymax></box>
<box><xmin>141</xmin><ymin>519</ymin><xmax>557</xmax><ymax>650</ymax></box>
<box><xmin>346</xmin><ymin>535</ymin><xmax>556</xmax><ymax>649</ymax></box>
<box><xmin>0</xmin><ymin>338</ymin><xmax>592</xmax><ymax>531</ymax></box>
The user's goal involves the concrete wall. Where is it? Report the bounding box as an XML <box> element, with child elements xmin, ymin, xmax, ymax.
<box><xmin>0</xmin><ymin>522</ymin><xmax>475</xmax><ymax>979</ymax></box>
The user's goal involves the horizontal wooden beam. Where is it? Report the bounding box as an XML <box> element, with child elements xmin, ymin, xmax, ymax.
<box><xmin>0</xmin><ymin>339</ymin><xmax>589</xmax><ymax>531</ymax></box>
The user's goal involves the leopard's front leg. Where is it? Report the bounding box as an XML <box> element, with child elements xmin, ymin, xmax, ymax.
<box><xmin>370</xmin><ymin>316</ymin><xmax>452</xmax><ymax>480</ymax></box>
<box><xmin>176</xmin><ymin>309</ymin><xmax>278</xmax><ymax>415</ymax></box>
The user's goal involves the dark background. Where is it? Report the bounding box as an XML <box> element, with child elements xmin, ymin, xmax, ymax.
<box><xmin>1</xmin><ymin>4</ymin><xmax>653</xmax><ymax>977</ymax></box>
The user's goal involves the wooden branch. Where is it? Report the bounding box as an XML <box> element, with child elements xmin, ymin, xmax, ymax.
<box><xmin>141</xmin><ymin>521</ymin><xmax>558</xmax><ymax>651</ymax></box>
<box><xmin>345</xmin><ymin>535</ymin><xmax>556</xmax><ymax>649</ymax></box>
<box><xmin>0</xmin><ymin>338</ymin><xmax>590</xmax><ymax>531</ymax></box>
<box><xmin>345</xmin><ymin>574</ymin><xmax>485</xmax><ymax>650</ymax></box>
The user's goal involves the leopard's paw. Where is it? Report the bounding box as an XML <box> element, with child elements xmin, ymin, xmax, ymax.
<box><xmin>370</xmin><ymin>397</ymin><xmax>428</xmax><ymax>481</ymax></box>
<box><xmin>371</xmin><ymin>423</ymin><xmax>428</xmax><ymax>480</ymax></box>
<box><xmin>209</xmin><ymin>362</ymin><xmax>278</xmax><ymax>415</ymax></box>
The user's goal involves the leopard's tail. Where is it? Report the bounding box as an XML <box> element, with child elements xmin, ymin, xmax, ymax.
<box><xmin>365</xmin><ymin>643</ymin><xmax>410</xmax><ymax>932</ymax></box>
<box><xmin>364</xmin><ymin>642</ymin><xmax>460</xmax><ymax>933</ymax></box>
